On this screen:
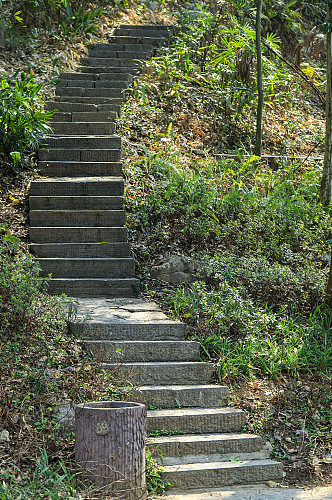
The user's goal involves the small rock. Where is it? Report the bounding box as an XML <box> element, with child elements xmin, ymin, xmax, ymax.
<box><xmin>0</xmin><ymin>430</ymin><xmax>10</xmax><ymax>442</ymax></box>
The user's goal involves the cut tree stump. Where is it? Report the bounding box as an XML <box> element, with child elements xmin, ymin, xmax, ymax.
<box><xmin>75</xmin><ymin>401</ymin><xmax>147</xmax><ymax>499</ymax></box>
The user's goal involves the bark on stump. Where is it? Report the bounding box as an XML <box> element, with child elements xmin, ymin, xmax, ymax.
<box><xmin>75</xmin><ymin>401</ymin><xmax>147</xmax><ymax>499</ymax></box>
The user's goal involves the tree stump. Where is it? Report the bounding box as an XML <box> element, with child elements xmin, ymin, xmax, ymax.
<box><xmin>75</xmin><ymin>401</ymin><xmax>147</xmax><ymax>499</ymax></box>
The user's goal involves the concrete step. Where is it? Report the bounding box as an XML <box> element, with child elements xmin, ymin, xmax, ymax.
<box><xmin>46</xmin><ymin>102</ymin><xmax>121</xmax><ymax>114</ymax></box>
<box><xmin>38</xmin><ymin>148</ymin><xmax>121</xmax><ymax>162</ymax></box>
<box><xmin>108</xmin><ymin>35</ymin><xmax>165</xmax><ymax>47</ymax></box>
<box><xmin>38</xmin><ymin>257</ymin><xmax>135</xmax><ymax>278</ymax></box>
<box><xmin>29</xmin><ymin>226</ymin><xmax>128</xmax><ymax>243</ymax></box>
<box><xmin>114</xmin><ymin>26</ymin><xmax>170</xmax><ymax>39</ymax></box>
<box><xmin>37</xmin><ymin>161</ymin><xmax>123</xmax><ymax>177</ymax></box>
<box><xmin>132</xmin><ymin>385</ymin><xmax>229</xmax><ymax>409</ymax></box>
<box><xmin>58</xmin><ymin>80</ymin><xmax>128</xmax><ymax>89</ymax></box>
<box><xmin>51</xmin><ymin>122</ymin><xmax>116</xmax><ymax>135</ymax></box>
<box><xmin>29</xmin><ymin>210</ymin><xmax>126</xmax><ymax>227</ymax></box>
<box><xmin>43</xmin><ymin>135</ymin><xmax>121</xmax><ymax>150</ymax></box>
<box><xmin>31</xmin><ymin>242</ymin><xmax>131</xmax><ymax>258</ymax></box>
<box><xmin>81</xmin><ymin>57</ymin><xmax>143</xmax><ymax>68</ymax></box>
<box><xmin>83</xmin><ymin>340</ymin><xmax>200</xmax><ymax>362</ymax></box>
<box><xmin>103</xmin><ymin>361</ymin><xmax>213</xmax><ymax>385</ymax></box>
<box><xmin>30</xmin><ymin>177</ymin><xmax>124</xmax><ymax>196</ymax></box>
<box><xmin>89</xmin><ymin>42</ymin><xmax>155</xmax><ymax>51</ymax></box>
<box><xmin>55</xmin><ymin>87</ymin><xmax>125</xmax><ymax>98</ymax></box>
<box><xmin>51</xmin><ymin>111</ymin><xmax>117</xmax><ymax>122</ymax></box>
<box><xmin>162</xmin><ymin>459</ymin><xmax>283</xmax><ymax>490</ymax></box>
<box><xmin>147</xmin><ymin>433</ymin><xmax>264</xmax><ymax>463</ymax></box>
<box><xmin>69</xmin><ymin>321</ymin><xmax>186</xmax><ymax>341</ymax></box>
<box><xmin>29</xmin><ymin>196</ymin><xmax>123</xmax><ymax>210</ymax></box>
<box><xmin>59</xmin><ymin>72</ymin><xmax>132</xmax><ymax>81</ymax></box>
<box><xmin>147</xmin><ymin>408</ymin><xmax>246</xmax><ymax>435</ymax></box>
<box><xmin>47</xmin><ymin>278</ymin><xmax>140</xmax><ymax>297</ymax></box>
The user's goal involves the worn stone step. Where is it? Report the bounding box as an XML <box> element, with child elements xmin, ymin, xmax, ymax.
<box><xmin>55</xmin><ymin>87</ymin><xmax>125</xmax><ymax>98</ymax></box>
<box><xmin>47</xmin><ymin>278</ymin><xmax>140</xmax><ymax>297</ymax></box>
<box><xmin>51</xmin><ymin>122</ymin><xmax>116</xmax><ymax>135</ymax></box>
<box><xmin>29</xmin><ymin>210</ymin><xmax>126</xmax><ymax>227</ymax></box>
<box><xmin>46</xmin><ymin>102</ymin><xmax>121</xmax><ymax>114</ymax></box>
<box><xmin>58</xmin><ymin>80</ymin><xmax>128</xmax><ymax>89</ymax></box>
<box><xmin>103</xmin><ymin>362</ymin><xmax>213</xmax><ymax>385</ymax></box>
<box><xmin>89</xmin><ymin>42</ymin><xmax>154</xmax><ymax>52</ymax></box>
<box><xmin>31</xmin><ymin>242</ymin><xmax>131</xmax><ymax>258</ymax></box>
<box><xmin>38</xmin><ymin>148</ymin><xmax>121</xmax><ymax>162</ymax></box>
<box><xmin>81</xmin><ymin>57</ymin><xmax>143</xmax><ymax>68</ymax></box>
<box><xmin>108</xmin><ymin>35</ymin><xmax>165</xmax><ymax>47</ymax></box>
<box><xmin>162</xmin><ymin>459</ymin><xmax>283</xmax><ymax>490</ymax></box>
<box><xmin>78</xmin><ymin>66</ymin><xmax>138</xmax><ymax>75</ymax></box>
<box><xmin>59</xmin><ymin>72</ymin><xmax>132</xmax><ymax>81</ymax></box>
<box><xmin>37</xmin><ymin>161</ymin><xmax>123</xmax><ymax>177</ymax></box>
<box><xmin>83</xmin><ymin>340</ymin><xmax>200</xmax><ymax>362</ymax></box>
<box><xmin>38</xmin><ymin>257</ymin><xmax>135</xmax><ymax>278</ymax></box>
<box><xmin>30</xmin><ymin>177</ymin><xmax>124</xmax><ymax>196</ymax></box>
<box><xmin>51</xmin><ymin>111</ymin><xmax>117</xmax><ymax>122</ymax></box>
<box><xmin>147</xmin><ymin>433</ymin><xmax>264</xmax><ymax>463</ymax></box>
<box><xmin>30</xmin><ymin>226</ymin><xmax>128</xmax><ymax>243</ymax></box>
<box><xmin>54</xmin><ymin>96</ymin><xmax>123</xmax><ymax>105</ymax></box>
<box><xmin>88</xmin><ymin>48</ymin><xmax>152</xmax><ymax>58</ymax></box>
<box><xmin>70</xmin><ymin>318</ymin><xmax>186</xmax><ymax>341</ymax></box>
<box><xmin>43</xmin><ymin>135</ymin><xmax>121</xmax><ymax>150</ymax></box>
<box><xmin>114</xmin><ymin>26</ymin><xmax>170</xmax><ymax>38</ymax></box>
<box><xmin>147</xmin><ymin>408</ymin><xmax>246</xmax><ymax>435</ymax></box>
<box><xmin>133</xmin><ymin>385</ymin><xmax>229</xmax><ymax>409</ymax></box>
<box><xmin>29</xmin><ymin>196</ymin><xmax>123</xmax><ymax>210</ymax></box>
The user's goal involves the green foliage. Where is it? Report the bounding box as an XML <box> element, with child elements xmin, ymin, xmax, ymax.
<box><xmin>0</xmin><ymin>450</ymin><xmax>77</xmax><ymax>499</ymax></box>
<box><xmin>145</xmin><ymin>449</ymin><xmax>172</xmax><ymax>496</ymax></box>
<box><xmin>58</xmin><ymin>0</ymin><xmax>103</xmax><ymax>37</ymax></box>
<box><xmin>0</xmin><ymin>71</ymin><xmax>54</xmax><ymax>168</ymax></box>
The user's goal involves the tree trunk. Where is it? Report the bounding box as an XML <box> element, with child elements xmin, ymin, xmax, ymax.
<box><xmin>255</xmin><ymin>0</ymin><xmax>263</xmax><ymax>156</ymax></box>
<box><xmin>75</xmin><ymin>401</ymin><xmax>147</xmax><ymax>500</ymax></box>
<box><xmin>320</xmin><ymin>3</ymin><xmax>332</xmax><ymax>205</ymax></box>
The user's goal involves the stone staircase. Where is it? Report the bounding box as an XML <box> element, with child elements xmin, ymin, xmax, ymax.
<box><xmin>30</xmin><ymin>24</ymin><xmax>283</xmax><ymax>493</ymax></box>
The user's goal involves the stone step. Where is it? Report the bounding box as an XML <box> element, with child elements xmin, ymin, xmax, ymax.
<box><xmin>58</xmin><ymin>80</ymin><xmax>128</xmax><ymax>89</ymax></box>
<box><xmin>89</xmin><ymin>42</ymin><xmax>155</xmax><ymax>52</ymax></box>
<box><xmin>147</xmin><ymin>433</ymin><xmax>264</xmax><ymax>463</ymax></box>
<box><xmin>162</xmin><ymin>460</ymin><xmax>283</xmax><ymax>490</ymax></box>
<box><xmin>51</xmin><ymin>122</ymin><xmax>116</xmax><ymax>135</ymax></box>
<box><xmin>37</xmin><ymin>257</ymin><xmax>135</xmax><ymax>278</ymax></box>
<box><xmin>47</xmin><ymin>278</ymin><xmax>140</xmax><ymax>297</ymax></box>
<box><xmin>54</xmin><ymin>96</ymin><xmax>123</xmax><ymax>105</ymax></box>
<box><xmin>31</xmin><ymin>242</ymin><xmax>131</xmax><ymax>258</ymax></box>
<box><xmin>29</xmin><ymin>210</ymin><xmax>126</xmax><ymax>227</ymax></box>
<box><xmin>103</xmin><ymin>362</ymin><xmax>213</xmax><ymax>386</ymax></box>
<box><xmin>108</xmin><ymin>35</ymin><xmax>165</xmax><ymax>47</ymax></box>
<box><xmin>114</xmin><ymin>26</ymin><xmax>170</xmax><ymax>39</ymax></box>
<box><xmin>78</xmin><ymin>66</ymin><xmax>138</xmax><ymax>75</ymax></box>
<box><xmin>43</xmin><ymin>135</ymin><xmax>121</xmax><ymax>150</ymax></box>
<box><xmin>118</xmin><ymin>24</ymin><xmax>171</xmax><ymax>31</ymax></box>
<box><xmin>132</xmin><ymin>385</ymin><xmax>229</xmax><ymax>409</ymax></box>
<box><xmin>30</xmin><ymin>177</ymin><xmax>124</xmax><ymax>196</ymax></box>
<box><xmin>51</xmin><ymin>111</ymin><xmax>117</xmax><ymax>122</ymax></box>
<box><xmin>55</xmin><ymin>87</ymin><xmax>125</xmax><ymax>98</ymax></box>
<box><xmin>46</xmin><ymin>102</ymin><xmax>121</xmax><ymax>114</ymax></box>
<box><xmin>147</xmin><ymin>408</ymin><xmax>246</xmax><ymax>434</ymax></box>
<box><xmin>59</xmin><ymin>72</ymin><xmax>132</xmax><ymax>81</ymax></box>
<box><xmin>38</xmin><ymin>148</ymin><xmax>121</xmax><ymax>162</ymax></box>
<box><xmin>88</xmin><ymin>48</ymin><xmax>152</xmax><ymax>58</ymax></box>
<box><xmin>37</xmin><ymin>161</ymin><xmax>123</xmax><ymax>177</ymax></box>
<box><xmin>70</xmin><ymin>321</ymin><xmax>186</xmax><ymax>342</ymax></box>
<box><xmin>29</xmin><ymin>226</ymin><xmax>128</xmax><ymax>243</ymax></box>
<box><xmin>29</xmin><ymin>196</ymin><xmax>123</xmax><ymax>210</ymax></box>
<box><xmin>81</xmin><ymin>57</ymin><xmax>143</xmax><ymax>68</ymax></box>
<box><xmin>83</xmin><ymin>340</ymin><xmax>200</xmax><ymax>362</ymax></box>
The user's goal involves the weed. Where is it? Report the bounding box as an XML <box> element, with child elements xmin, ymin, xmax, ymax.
<box><xmin>145</xmin><ymin>449</ymin><xmax>172</xmax><ymax>496</ymax></box>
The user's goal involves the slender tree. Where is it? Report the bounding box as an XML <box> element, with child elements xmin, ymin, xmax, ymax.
<box><xmin>255</xmin><ymin>0</ymin><xmax>263</xmax><ymax>156</ymax></box>
<box><xmin>320</xmin><ymin>2</ymin><xmax>332</xmax><ymax>205</ymax></box>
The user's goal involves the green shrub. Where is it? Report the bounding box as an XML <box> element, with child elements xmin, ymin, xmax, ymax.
<box><xmin>145</xmin><ymin>449</ymin><xmax>172</xmax><ymax>496</ymax></box>
<box><xmin>0</xmin><ymin>71</ymin><xmax>54</xmax><ymax>169</ymax></box>
<box><xmin>59</xmin><ymin>0</ymin><xmax>104</xmax><ymax>37</ymax></box>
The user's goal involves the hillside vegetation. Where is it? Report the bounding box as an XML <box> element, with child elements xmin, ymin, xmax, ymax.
<box><xmin>0</xmin><ymin>0</ymin><xmax>331</xmax><ymax>496</ymax></box>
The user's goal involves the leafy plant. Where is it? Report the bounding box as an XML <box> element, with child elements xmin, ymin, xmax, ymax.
<box><xmin>0</xmin><ymin>71</ymin><xmax>54</xmax><ymax>169</ymax></box>
<box><xmin>145</xmin><ymin>449</ymin><xmax>172</xmax><ymax>496</ymax></box>
<box><xmin>59</xmin><ymin>0</ymin><xmax>103</xmax><ymax>37</ymax></box>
